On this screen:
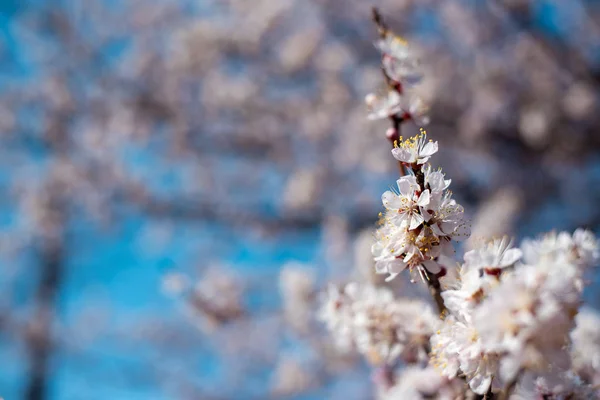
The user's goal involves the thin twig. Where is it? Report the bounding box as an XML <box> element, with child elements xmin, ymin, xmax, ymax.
<box><xmin>373</xmin><ymin>8</ymin><xmax>405</xmax><ymax>177</ymax></box>
<box><xmin>371</xmin><ymin>7</ymin><xmax>387</xmax><ymax>38</ymax></box>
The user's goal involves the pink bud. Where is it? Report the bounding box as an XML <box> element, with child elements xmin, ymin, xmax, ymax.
<box><xmin>386</xmin><ymin>127</ymin><xmax>399</xmax><ymax>142</ymax></box>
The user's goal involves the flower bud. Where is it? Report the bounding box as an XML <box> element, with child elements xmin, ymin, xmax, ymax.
<box><xmin>385</xmin><ymin>127</ymin><xmax>399</xmax><ymax>142</ymax></box>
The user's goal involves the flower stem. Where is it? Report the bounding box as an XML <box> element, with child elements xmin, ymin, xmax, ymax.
<box><xmin>426</xmin><ymin>272</ymin><xmax>446</xmax><ymax>315</ymax></box>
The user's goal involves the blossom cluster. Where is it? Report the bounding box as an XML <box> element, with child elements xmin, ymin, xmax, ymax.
<box><xmin>372</xmin><ymin>131</ymin><xmax>470</xmax><ymax>283</ymax></box>
<box><xmin>320</xmin><ymin>13</ymin><xmax>600</xmax><ymax>400</ymax></box>
<box><xmin>365</xmin><ymin>23</ymin><xmax>429</xmax><ymax>127</ymax></box>
<box><xmin>322</xmin><ymin>231</ymin><xmax>600</xmax><ymax>398</ymax></box>
<box><xmin>319</xmin><ymin>283</ymin><xmax>439</xmax><ymax>366</ymax></box>
<box><xmin>431</xmin><ymin>231</ymin><xmax>599</xmax><ymax>395</ymax></box>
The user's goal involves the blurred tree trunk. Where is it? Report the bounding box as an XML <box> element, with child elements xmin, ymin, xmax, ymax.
<box><xmin>24</xmin><ymin>212</ymin><xmax>65</xmax><ymax>400</ymax></box>
<box><xmin>24</xmin><ymin>106</ymin><xmax>70</xmax><ymax>400</ymax></box>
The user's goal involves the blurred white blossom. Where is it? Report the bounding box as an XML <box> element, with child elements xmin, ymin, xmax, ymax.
<box><xmin>382</xmin><ymin>366</ymin><xmax>463</xmax><ymax>400</ymax></box>
<box><xmin>375</xmin><ymin>33</ymin><xmax>423</xmax><ymax>87</ymax></box>
<box><xmin>571</xmin><ymin>307</ymin><xmax>600</xmax><ymax>386</ymax></box>
<box><xmin>319</xmin><ymin>283</ymin><xmax>439</xmax><ymax>366</ymax></box>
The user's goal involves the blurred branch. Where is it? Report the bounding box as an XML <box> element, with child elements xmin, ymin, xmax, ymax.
<box><xmin>130</xmin><ymin>193</ymin><xmax>375</xmax><ymax>233</ymax></box>
<box><xmin>486</xmin><ymin>0</ymin><xmax>595</xmax><ymax>85</ymax></box>
<box><xmin>24</xmin><ymin>235</ymin><xmax>65</xmax><ymax>400</ymax></box>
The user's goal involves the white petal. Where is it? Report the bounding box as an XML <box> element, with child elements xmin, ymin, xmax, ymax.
<box><xmin>441</xmin><ymin>221</ymin><xmax>457</xmax><ymax>235</ymax></box>
<box><xmin>388</xmin><ymin>258</ymin><xmax>408</xmax><ymax>273</ymax></box>
<box><xmin>397</xmin><ymin>175</ymin><xmax>417</xmax><ymax>195</ymax></box>
<box><xmin>431</xmin><ymin>223</ymin><xmax>445</xmax><ymax>237</ymax></box>
<box><xmin>441</xmin><ymin>290</ymin><xmax>468</xmax><ymax>314</ymax></box>
<box><xmin>420</xmin><ymin>141</ymin><xmax>438</xmax><ymax>157</ymax></box>
<box><xmin>381</xmin><ymin>191</ymin><xmax>400</xmax><ymax>209</ymax></box>
<box><xmin>409</xmin><ymin>213</ymin><xmax>424</xmax><ymax>230</ymax></box>
<box><xmin>422</xmin><ymin>259</ymin><xmax>441</xmax><ymax>273</ymax></box>
<box><xmin>500</xmin><ymin>248</ymin><xmax>522</xmax><ymax>267</ymax></box>
<box><xmin>375</xmin><ymin>260</ymin><xmax>388</xmax><ymax>274</ymax></box>
<box><xmin>469</xmin><ymin>375</ymin><xmax>492</xmax><ymax>395</ymax></box>
<box><xmin>392</xmin><ymin>147</ymin><xmax>414</xmax><ymax>163</ymax></box>
<box><xmin>385</xmin><ymin>272</ymin><xmax>401</xmax><ymax>282</ymax></box>
<box><xmin>417</xmin><ymin>189</ymin><xmax>430</xmax><ymax>207</ymax></box>
<box><xmin>464</xmin><ymin>249</ymin><xmax>478</xmax><ymax>265</ymax></box>
<box><xmin>421</xmin><ymin>207</ymin><xmax>433</xmax><ymax>222</ymax></box>
<box><xmin>427</xmin><ymin>171</ymin><xmax>444</xmax><ymax>192</ymax></box>
<box><xmin>454</xmin><ymin>223</ymin><xmax>471</xmax><ymax>241</ymax></box>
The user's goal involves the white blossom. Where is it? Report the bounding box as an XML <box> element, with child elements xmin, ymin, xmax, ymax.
<box><xmin>279</xmin><ymin>264</ymin><xmax>315</xmax><ymax>333</ymax></box>
<box><xmin>440</xmin><ymin>238</ymin><xmax>521</xmax><ymax>322</ymax></box>
<box><xmin>430</xmin><ymin>316</ymin><xmax>500</xmax><ymax>394</ymax></box>
<box><xmin>571</xmin><ymin>228</ymin><xmax>600</xmax><ymax>267</ymax></box>
<box><xmin>464</xmin><ymin>236</ymin><xmax>522</xmax><ymax>274</ymax></box>
<box><xmin>383</xmin><ymin>366</ymin><xmax>463</xmax><ymax>400</ymax></box>
<box><xmin>319</xmin><ymin>283</ymin><xmax>439</xmax><ymax>365</ymax></box>
<box><xmin>371</xmin><ymin>222</ymin><xmax>411</xmax><ymax>281</ymax></box>
<box><xmin>441</xmin><ymin>264</ymin><xmax>493</xmax><ymax>323</ymax></box>
<box><xmin>372</xmin><ymin>221</ymin><xmax>449</xmax><ymax>281</ymax></box>
<box><xmin>365</xmin><ymin>91</ymin><xmax>429</xmax><ymax>126</ymax></box>
<box><xmin>423</xmin><ymin>192</ymin><xmax>470</xmax><ymax>241</ymax></box>
<box><xmin>521</xmin><ymin>229</ymin><xmax>599</xmax><ymax>268</ymax></box>
<box><xmin>571</xmin><ymin>307</ymin><xmax>600</xmax><ymax>385</ymax></box>
<box><xmin>318</xmin><ymin>284</ymin><xmax>356</xmax><ymax>352</ymax></box>
<box><xmin>472</xmin><ymin>267</ymin><xmax>574</xmax><ymax>383</ymax></box>
<box><xmin>400</xmin><ymin>93</ymin><xmax>430</xmax><ymax>126</ymax></box>
<box><xmin>181</xmin><ymin>267</ymin><xmax>245</xmax><ymax>332</ymax></box>
<box><xmin>423</xmin><ymin>165</ymin><xmax>451</xmax><ymax>204</ymax></box>
<box><xmin>511</xmin><ymin>370</ymin><xmax>598</xmax><ymax>399</ymax></box>
<box><xmin>382</xmin><ymin>175</ymin><xmax>430</xmax><ymax>230</ymax></box>
<box><xmin>366</xmin><ymin>91</ymin><xmax>403</xmax><ymax>120</ymax></box>
<box><xmin>375</xmin><ymin>33</ymin><xmax>423</xmax><ymax>87</ymax></box>
<box><xmin>391</xmin><ymin>131</ymin><xmax>438</xmax><ymax>165</ymax></box>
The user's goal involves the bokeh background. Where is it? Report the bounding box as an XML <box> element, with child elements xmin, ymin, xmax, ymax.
<box><xmin>1</xmin><ymin>0</ymin><xmax>600</xmax><ymax>399</ymax></box>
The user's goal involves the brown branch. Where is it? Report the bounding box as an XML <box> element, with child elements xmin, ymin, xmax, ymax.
<box><xmin>371</xmin><ymin>7</ymin><xmax>387</xmax><ymax>38</ymax></box>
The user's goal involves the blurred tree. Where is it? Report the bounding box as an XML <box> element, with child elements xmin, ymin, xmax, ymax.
<box><xmin>1</xmin><ymin>0</ymin><xmax>600</xmax><ymax>399</ymax></box>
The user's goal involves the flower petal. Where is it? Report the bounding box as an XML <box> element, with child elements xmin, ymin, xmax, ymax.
<box><xmin>417</xmin><ymin>189</ymin><xmax>430</xmax><ymax>207</ymax></box>
<box><xmin>469</xmin><ymin>374</ymin><xmax>492</xmax><ymax>395</ymax></box>
<box><xmin>500</xmin><ymin>248</ymin><xmax>523</xmax><ymax>267</ymax></box>
<box><xmin>397</xmin><ymin>175</ymin><xmax>417</xmax><ymax>196</ymax></box>
<box><xmin>392</xmin><ymin>147</ymin><xmax>414</xmax><ymax>164</ymax></box>
<box><xmin>422</xmin><ymin>259</ymin><xmax>441</xmax><ymax>273</ymax></box>
<box><xmin>409</xmin><ymin>212</ymin><xmax>424</xmax><ymax>230</ymax></box>
<box><xmin>382</xmin><ymin>191</ymin><xmax>400</xmax><ymax>209</ymax></box>
<box><xmin>420</xmin><ymin>141</ymin><xmax>438</xmax><ymax>157</ymax></box>
<box><xmin>385</xmin><ymin>272</ymin><xmax>401</xmax><ymax>282</ymax></box>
